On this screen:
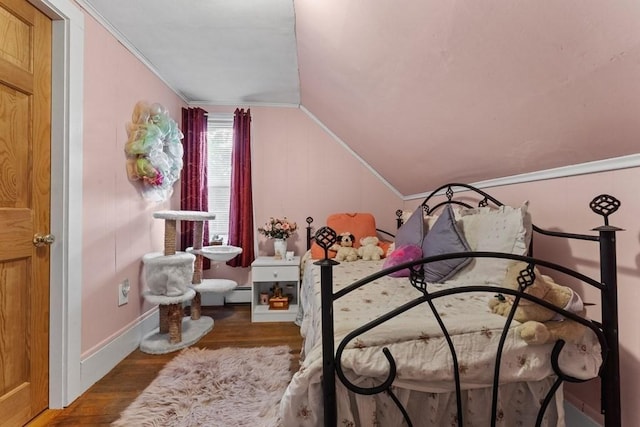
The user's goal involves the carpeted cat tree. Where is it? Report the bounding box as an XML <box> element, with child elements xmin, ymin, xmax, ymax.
<box><xmin>140</xmin><ymin>210</ymin><xmax>237</xmax><ymax>354</ymax></box>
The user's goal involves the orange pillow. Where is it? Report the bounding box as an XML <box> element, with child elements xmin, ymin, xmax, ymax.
<box><xmin>310</xmin><ymin>213</ymin><xmax>377</xmax><ymax>259</ymax></box>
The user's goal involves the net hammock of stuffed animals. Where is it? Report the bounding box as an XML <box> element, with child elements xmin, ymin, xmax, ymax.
<box><xmin>124</xmin><ymin>101</ymin><xmax>184</xmax><ymax>202</ymax></box>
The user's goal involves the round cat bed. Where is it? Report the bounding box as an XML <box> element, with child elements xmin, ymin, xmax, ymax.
<box><xmin>142</xmin><ymin>251</ymin><xmax>195</xmax><ymax>296</ymax></box>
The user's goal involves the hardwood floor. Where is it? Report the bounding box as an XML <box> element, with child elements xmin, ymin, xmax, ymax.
<box><xmin>28</xmin><ymin>304</ymin><xmax>303</xmax><ymax>426</ymax></box>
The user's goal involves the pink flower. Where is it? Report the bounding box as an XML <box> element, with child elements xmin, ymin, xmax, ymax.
<box><xmin>257</xmin><ymin>217</ymin><xmax>298</xmax><ymax>239</ymax></box>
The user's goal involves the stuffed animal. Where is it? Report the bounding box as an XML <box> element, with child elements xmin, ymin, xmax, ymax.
<box><xmin>488</xmin><ymin>261</ymin><xmax>586</xmax><ymax>345</ymax></box>
<box><xmin>358</xmin><ymin>236</ymin><xmax>384</xmax><ymax>261</ymax></box>
<box><xmin>330</xmin><ymin>232</ymin><xmax>359</xmax><ymax>262</ymax></box>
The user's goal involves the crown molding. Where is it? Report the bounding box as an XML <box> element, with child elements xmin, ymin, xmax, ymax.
<box><xmin>74</xmin><ymin>0</ymin><xmax>189</xmax><ymax>103</ymax></box>
<box><xmin>405</xmin><ymin>154</ymin><xmax>640</xmax><ymax>201</ymax></box>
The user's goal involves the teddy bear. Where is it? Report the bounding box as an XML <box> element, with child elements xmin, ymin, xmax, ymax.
<box><xmin>488</xmin><ymin>261</ymin><xmax>586</xmax><ymax>345</ymax></box>
<box><xmin>357</xmin><ymin>236</ymin><xmax>384</xmax><ymax>261</ymax></box>
<box><xmin>330</xmin><ymin>232</ymin><xmax>359</xmax><ymax>262</ymax></box>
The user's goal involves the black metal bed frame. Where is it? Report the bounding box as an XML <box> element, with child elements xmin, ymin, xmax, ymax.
<box><xmin>305</xmin><ymin>183</ymin><xmax>621</xmax><ymax>427</ymax></box>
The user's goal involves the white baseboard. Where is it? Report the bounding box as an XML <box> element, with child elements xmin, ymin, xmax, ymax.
<box><xmin>198</xmin><ymin>286</ymin><xmax>251</xmax><ymax>305</ymax></box>
<box><xmin>79</xmin><ymin>287</ymin><xmax>250</xmax><ymax>396</ymax></box>
<box><xmin>79</xmin><ymin>309</ymin><xmax>159</xmax><ymax>393</ymax></box>
<box><xmin>225</xmin><ymin>287</ymin><xmax>251</xmax><ymax>304</ymax></box>
<box><xmin>200</xmin><ymin>292</ymin><xmax>226</xmax><ymax>306</ymax></box>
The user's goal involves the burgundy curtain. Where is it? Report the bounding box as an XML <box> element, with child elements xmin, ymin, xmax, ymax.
<box><xmin>180</xmin><ymin>107</ymin><xmax>210</xmax><ymax>269</ymax></box>
<box><xmin>227</xmin><ymin>108</ymin><xmax>255</xmax><ymax>267</ymax></box>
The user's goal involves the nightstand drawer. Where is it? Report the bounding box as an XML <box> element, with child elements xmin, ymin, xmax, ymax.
<box><xmin>252</xmin><ymin>265</ymin><xmax>299</xmax><ymax>282</ymax></box>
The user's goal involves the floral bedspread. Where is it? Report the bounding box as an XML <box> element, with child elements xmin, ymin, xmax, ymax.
<box><xmin>279</xmin><ymin>259</ymin><xmax>602</xmax><ymax>426</ymax></box>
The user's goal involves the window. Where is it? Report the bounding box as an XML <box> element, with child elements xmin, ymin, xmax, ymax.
<box><xmin>207</xmin><ymin>114</ymin><xmax>233</xmax><ymax>243</ymax></box>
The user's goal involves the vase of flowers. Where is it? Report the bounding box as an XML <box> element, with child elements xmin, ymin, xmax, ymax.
<box><xmin>258</xmin><ymin>217</ymin><xmax>297</xmax><ymax>258</ymax></box>
<box><xmin>273</xmin><ymin>238</ymin><xmax>287</xmax><ymax>260</ymax></box>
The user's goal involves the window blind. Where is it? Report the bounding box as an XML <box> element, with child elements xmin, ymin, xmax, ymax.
<box><xmin>207</xmin><ymin>114</ymin><xmax>233</xmax><ymax>240</ymax></box>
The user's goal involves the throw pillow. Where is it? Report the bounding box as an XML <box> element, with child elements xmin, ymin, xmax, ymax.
<box><xmin>310</xmin><ymin>212</ymin><xmax>377</xmax><ymax>259</ymax></box>
<box><xmin>421</xmin><ymin>204</ymin><xmax>472</xmax><ymax>283</ymax></box>
<box><xmin>450</xmin><ymin>201</ymin><xmax>530</xmax><ymax>285</ymax></box>
<box><xmin>381</xmin><ymin>244</ymin><xmax>423</xmax><ymax>277</ymax></box>
<box><xmin>394</xmin><ymin>206</ymin><xmax>424</xmax><ymax>248</ymax></box>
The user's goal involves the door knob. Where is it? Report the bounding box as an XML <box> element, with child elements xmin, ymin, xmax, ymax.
<box><xmin>33</xmin><ymin>233</ymin><xmax>55</xmax><ymax>247</ymax></box>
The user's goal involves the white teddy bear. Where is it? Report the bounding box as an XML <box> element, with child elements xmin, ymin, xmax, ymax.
<box><xmin>358</xmin><ymin>236</ymin><xmax>384</xmax><ymax>261</ymax></box>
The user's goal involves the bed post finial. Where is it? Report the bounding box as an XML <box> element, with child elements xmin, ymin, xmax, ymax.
<box><xmin>590</xmin><ymin>194</ymin><xmax>621</xmax><ymax>228</ymax></box>
<box><xmin>396</xmin><ymin>209</ymin><xmax>403</xmax><ymax>229</ymax></box>
<box><xmin>314</xmin><ymin>226</ymin><xmax>338</xmax><ymax>261</ymax></box>
<box><xmin>306</xmin><ymin>217</ymin><xmax>314</xmax><ymax>251</ymax></box>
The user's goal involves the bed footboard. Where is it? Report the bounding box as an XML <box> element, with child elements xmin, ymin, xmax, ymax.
<box><xmin>311</xmin><ymin>184</ymin><xmax>621</xmax><ymax>427</ymax></box>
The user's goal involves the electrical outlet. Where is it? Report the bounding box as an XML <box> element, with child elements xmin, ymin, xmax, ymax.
<box><xmin>118</xmin><ymin>279</ymin><xmax>130</xmax><ymax>306</ymax></box>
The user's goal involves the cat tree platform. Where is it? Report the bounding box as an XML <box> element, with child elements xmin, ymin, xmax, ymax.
<box><xmin>139</xmin><ymin>288</ymin><xmax>215</xmax><ymax>354</ymax></box>
<box><xmin>187</xmin><ymin>278</ymin><xmax>238</xmax><ymax>319</ymax></box>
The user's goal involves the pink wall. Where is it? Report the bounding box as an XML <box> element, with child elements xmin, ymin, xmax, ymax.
<box><xmin>405</xmin><ymin>169</ymin><xmax>640</xmax><ymax>426</ymax></box>
<box><xmin>81</xmin><ymin>12</ymin><xmax>186</xmax><ymax>356</ymax></box>
<box><xmin>296</xmin><ymin>0</ymin><xmax>640</xmax><ymax>196</ymax></box>
<box><xmin>200</xmin><ymin>105</ymin><xmax>403</xmax><ymax>285</ymax></box>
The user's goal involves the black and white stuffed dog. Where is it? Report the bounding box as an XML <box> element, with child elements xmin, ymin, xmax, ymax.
<box><xmin>330</xmin><ymin>232</ymin><xmax>359</xmax><ymax>262</ymax></box>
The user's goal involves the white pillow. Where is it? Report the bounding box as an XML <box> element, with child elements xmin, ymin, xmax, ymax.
<box><xmin>447</xmin><ymin>201</ymin><xmax>531</xmax><ymax>285</ymax></box>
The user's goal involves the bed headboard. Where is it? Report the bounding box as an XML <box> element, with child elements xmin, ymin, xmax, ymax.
<box><xmin>305</xmin><ymin>211</ymin><xmax>404</xmax><ymax>251</ymax></box>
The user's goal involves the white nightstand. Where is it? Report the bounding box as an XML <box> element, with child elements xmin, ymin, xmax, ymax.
<box><xmin>251</xmin><ymin>256</ymin><xmax>300</xmax><ymax>322</ymax></box>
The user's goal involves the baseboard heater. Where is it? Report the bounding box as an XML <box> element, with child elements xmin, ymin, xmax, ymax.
<box><xmin>225</xmin><ymin>286</ymin><xmax>251</xmax><ymax>304</ymax></box>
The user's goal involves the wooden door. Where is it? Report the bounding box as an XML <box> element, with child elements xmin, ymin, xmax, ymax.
<box><xmin>0</xmin><ymin>0</ymin><xmax>52</xmax><ymax>425</ymax></box>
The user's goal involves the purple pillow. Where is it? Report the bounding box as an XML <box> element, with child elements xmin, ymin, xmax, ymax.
<box><xmin>421</xmin><ymin>204</ymin><xmax>471</xmax><ymax>282</ymax></box>
<box><xmin>394</xmin><ymin>207</ymin><xmax>424</xmax><ymax>248</ymax></box>
<box><xmin>382</xmin><ymin>244</ymin><xmax>423</xmax><ymax>277</ymax></box>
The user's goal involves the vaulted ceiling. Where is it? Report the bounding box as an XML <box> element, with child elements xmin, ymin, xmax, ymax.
<box><xmin>80</xmin><ymin>0</ymin><xmax>640</xmax><ymax>196</ymax></box>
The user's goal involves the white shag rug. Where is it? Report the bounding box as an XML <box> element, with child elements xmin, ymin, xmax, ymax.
<box><xmin>112</xmin><ymin>345</ymin><xmax>292</xmax><ymax>427</ymax></box>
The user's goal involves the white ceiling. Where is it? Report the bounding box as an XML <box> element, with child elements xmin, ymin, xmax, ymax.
<box><xmin>80</xmin><ymin>0</ymin><xmax>300</xmax><ymax>105</ymax></box>
<box><xmin>78</xmin><ymin>0</ymin><xmax>640</xmax><ymax>196</ymax></box>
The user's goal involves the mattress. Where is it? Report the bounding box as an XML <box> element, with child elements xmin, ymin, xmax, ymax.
<box><xmin>279</xmin><ymin>259</ymin><xmax>602</xmax><ymax>426</ymax></box>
